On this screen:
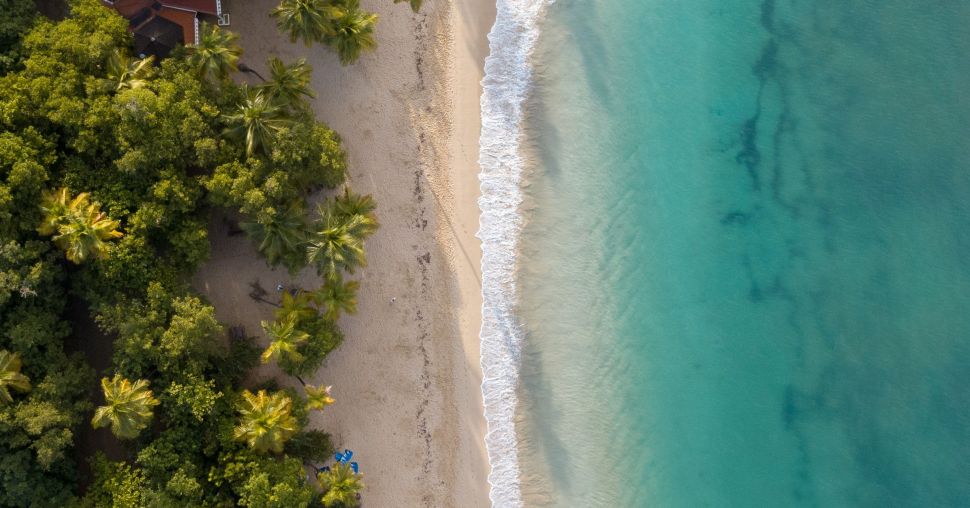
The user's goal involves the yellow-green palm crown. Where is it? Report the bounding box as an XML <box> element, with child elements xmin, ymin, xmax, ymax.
<box><xmin>186</xmin><ymin>22</ymin><xmax>241</xmax><ymax>82</ymax></box>
<box><xmin>0</xmin><ymin>350</ymin><xmax>31</xmax><ymax>405</ymax></box>
<box><xmin>91</xmin><ymin>375</ymin><xmax>159</xmax><ymax>439</ymax></box>
<box><xmin>275</xmin><ymin>290</ymin><xmax>318</xmax><ymax>323</ymax></box>
<box><xmin>223</xmin><ymin>86</ymin><xmax>291</xmax><ymax>157</ymax></box>
<box><xmin>306</xmin><ymin>207</ymin><xmax>373</xmax><ymax>278</ymax></box>
<box><xmin>38</xmin><ymin>187</ymin><xmax>123</xmax><ymax>264</ymax></box>
<box><xmin>233</xmin><ymin>389</ymin><xmax>299</xmax><ymax>453</ymax></box>
<box><xmin>102</xmin><ymin>49</ymin><xmax>153</xmax><ymax>92</ymax></box>
<box><xmin>313</xmin><ymin>274</ymin><xmax>359</xmax><ymax>320</ymax></box>
<box><xmin>260</xmin><ymin>314</ymin><xmax>310</xmax><ymax>364</ymax></box>
<box><xmin>305</xmin><ymin>384</ymin><xmax>335</xmax><ymax>411</ymax></box>
<box><xmin>325</xmin><ymin>1</ymin><xmax>378</xmax><ymax>66</ymax></box>
<box><xmin>319</xmin><ymin>461</ymin><xmax>364</xmax><ymax>507</ymax></box>
<box><xmin>272</xmin><ymin>0</ymin><xmax>335</xmax><ymax>47</ymax></box>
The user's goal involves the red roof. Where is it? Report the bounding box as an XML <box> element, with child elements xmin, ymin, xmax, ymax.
<box><xmin>161</xmin><ymin>0</ymin><xmax>218</xmax><ymax>16</ymax></box>
<box><xmin>106</xmin><ymin>0</ymin><xmax>154</xmax><ymax>18</ymax></box>
<box><xmin>157</xmin><ymin>7</ymin><xmax>196</xmax><ymax>44</ymax></box>
<box><xmin>103</xmin><ymin>0</ymin><xmax>221</xmax><ymax>49</ymax></box>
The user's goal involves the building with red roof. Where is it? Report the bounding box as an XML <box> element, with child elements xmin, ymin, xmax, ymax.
<box><xmin>102</xmin><ymin>0</ymin><xmax>228</xmax><ymax>58</ymax></box>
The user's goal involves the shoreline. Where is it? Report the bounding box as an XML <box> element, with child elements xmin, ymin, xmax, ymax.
<box><xmin>195</xmin><ymin>0</ymin><xmax>494</xmax><ymax>505</ymax></box>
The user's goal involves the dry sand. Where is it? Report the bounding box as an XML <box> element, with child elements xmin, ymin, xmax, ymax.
<box><xmin>193</xmin><ymin>0</ymin><xmax>494</xmax><ymax>506</ymax></box>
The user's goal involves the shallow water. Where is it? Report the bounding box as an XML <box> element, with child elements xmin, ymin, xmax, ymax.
<box><xmin>509</xmin><ymin>0</ymin><xmax>970</xmax><ymax>505</ymax></box>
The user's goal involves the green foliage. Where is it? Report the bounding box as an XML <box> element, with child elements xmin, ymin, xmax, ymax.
<box><xmin>324</xmin><ymin>0</ymin><xmax>378</xmax><ymax>65</ymax></box>
<box><xmin>272</xmin><ymin>0</ymin><xmax>335</xmax><ymax>47</ymax></box>
<box><xmin>100</xmin><ymin>49</ymin><xmax>153</xmax><ymax>93</ymax></box>
<box><xmin>262</xmin><ymin>57</ymin><xmax>315</xmax><ymax>110</ymax></box>
<box><xmin>186</xmin><ymin>22</ymin><xmax>242</xmax><ymax>83</ymax></box>
<box><xmin>272</xmin><ymin>122</ymin><xmax>347</xmax><ymax>190</ymax></box>
<box><xmin>37</xmin><ymin>187</ymin><xmax>123</xmax><ymax>264</ymax></box>
<box><xmin>237</xmin><ymin>463</ymin><xmax>316</xmax><ymax>508</ymax></box>
<box><xmin>242</xmin><ymin>202</ymin><xmax>309</xmax><ymax>272</ymax></box>
<box><xmin>261</xmin><ymin>314</ymin><xmax>310</xmax><ymax>365</ymax></box>
<box><xmin>277</xmin><ymin>290</ymin><xmax>319</xmax><ymax>323</ymax></box>
<box><xmin>205</xmin><ymin>121</ymin><xmax>347</xmax><ymax>216</ymax></box>
<box><xmin>0</xmin><ymin>349</ymin><xmax>30</xmax><ymax>404</ymax></box>
<box><xmin>91</xmin><ymin>374</ymin><xmax>160</xmax><ymax>440</ymax></box>
<box><xmin>21</xmin><ymin>0</ymin><xmax>128</xmax><ymax>75</ymax></box>
<box><xmin>234</xmin><ymin>389</ymin><xmax>300</xmax><ymax>453</ymax></box>
<box><xmin>224</xmin><ymin>86</ymin><xmax>292</xmax><ymax>158</ymax></box>
<box><xmin>0</xmin><ymin>349</ymin><xmax>92</xmax><ymax>506</ymax></box>
<box><xmin>82</xmin><ymin>454</ymin><xmax>155</xmax><ymax>508</ymax></box>
<box><xmin>306</xmin><ymin>200</ymin><xmax>376</xmax><ymax>278</ymax></box>
<box><xmin>0</xmin><ymin>128</ymin><xmax>55</xmax><ymax>236</ymax></box>
<box><xmin>0</xmin><ymin>1</ymin><xmax>374</xmax><ymax>504</ymax></box>
<box><xmin>318</xmin><ymin>461</ymin><xmax>364</xmax><ymax>508</ymax></box>
<box><xmin>272</xmin><ymin>0</ymin><xmax>378</xmax><ymax>65</ymax></box>
<box><xmin>210</xmin><ymin>447</ymin><xmax>315</xmax><ymax>508</ymax></box>
<box><xmin>161</xmin><ymin>373</ymin><xmax>223</xmax><ymax>424</ymax></box>
<box><xmin>304</xmin><ymin>384</ymin><xmax>335</xmax><ymax>411</ymax></box>
<box><xmin>278</xmin><ymin>316</ymin><xmax>343</xmax><ymax>378</ymax></box>
<box><xmin>270</xmin><ymin>290</ymin><xmax>344</xmax><ymax>377</ymax></box>
<box><xmin>0</xmin><ymin>0</ymin><xmax>36</xmax><ymax>74</ymax></box>
<box><xmin>313</xmin><ymin>274</ymin><xmax>359</xmax><ymax>320</ymax></box>
<box><xmin>97</xmin><ymin>282</ymin><xmax>224</xmax><ymax>379</ymax></box>
<box><xmin>285</xmin><ymin>428</ymin><xmax>334</xmax><ymax>462</ymax></box>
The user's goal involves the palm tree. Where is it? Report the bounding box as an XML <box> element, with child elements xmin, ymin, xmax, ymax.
<box><xmin>305</xmin><ymin>384</ymin><xmax>335</xmax><ymax>411</ymax></box>
<box><xmin>318</xmin><ymin>462</ymin><xmax>364</xmax><ymax>507</ymax></box>
<box><xmin>261</xmin><ymin>57</ymin><xmax>315</xmax><ymax>109</ymax></box>
<box><xmin>241</xmin><ymin>203</ymin><xmax>308</xmax><ymax>271</ymax></box>
<box><xmin>276</xmin><ymin>290</ymin><xmax>318</xmax><ymax>323</ymax></box>
<box><xmin>324</xmin><ymin>1</ymin><xmax>378</xmax><ymax>66</ymax></box>
<box><xmin>234</xmin><ymin>389</ymin><xmax>299</xmax><ymax>453</ymax></box>
<box><xmin>223</xmin><ymin>86</ymin><xmax>291</xmax><ymax>157</ymax></box>
<box><xmin>38</xmin><ymin>188</ymin><xmax>123</xmax><ymax>264</ymax></box>
<box><xmin>186</xmin><ymin>22</ymin><xmax>242</xmax><ymax>82</ymax></box>
<box><xmin>91</xmin><ymin>375</ymin><xmax>160</xmax><ymax>440</ymax></box>
<box><xmin>333</xmin><ymin>188</ymin><xmax>378</xmax><ymax>236</ymax></box>
<box><xmin>101</xmin><ymin>49</ymin><xmax>154</xmax><ymax>92</ymax></box>
<box><xmin>272</xmin><ymin>0</ymin><xmax>335</xmax><ymax>47</ymax></box>
<box><xmin>306</xmin><ymin>202</ymin><xmax>375</xmax><ymax>278</ymax></box>
<box><xmin>260</xmin><ymin>314</ymin><xmax>310</xmax><ymax>364</ymax></box>
<box><xmin>313</xmin><ymin>274</ymin><xmax>359</xmax><ymax>320</ymax></box>
<box><xmin>0</xmin><ymin>350</ymin><xmax>31</xmax><ymax>405</ymax></box>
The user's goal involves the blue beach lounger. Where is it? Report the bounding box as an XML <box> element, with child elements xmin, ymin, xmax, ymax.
<box><xmin>334</xmin><ymin>452</ymin><xmax>344</xmax><ymax>462</ymax></box>
<box><xmin>350</xmin><ymin>462</ymin><xmax>359</xmax><ymax>474</ymax></box>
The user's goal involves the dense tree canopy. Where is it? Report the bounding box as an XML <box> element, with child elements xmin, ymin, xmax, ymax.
<box><xmin>0</xmin><ymin>1</ymin><xmax>374</xmax><ymax>505</ymax></box>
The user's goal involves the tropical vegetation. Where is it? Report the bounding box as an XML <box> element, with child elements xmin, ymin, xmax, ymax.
<box><xmin>234</xmin><ymin>389</ymin><xmax>299</xmax><ymax>453</ymax></box>
<box><xmin>91</xmin><ymin>375</ymin><xmax>160</xmax><ymax>439</ymax></box>
<box><xmin>273</xmin><ymin>0</ymin><xmax>380</xmax><ymax>65</ymax></box>
<box><xmin>0</xmin><ymin>349</ymin><xmax>30</xmax><ymax>404</ymax></box>
<box><xmin>0</xmin><ymin>1</ymin><xmax>375</xmax><ymax>505</ymax></box>
<box><xmin>319</xmin><ymin>462</ymin><xmax>365</xmax><ymax>507</ymax></box>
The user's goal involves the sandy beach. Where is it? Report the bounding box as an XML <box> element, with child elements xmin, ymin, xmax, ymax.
<box><xmin>193</xmin><ymin>0</ymin><xmax>494</xmax><ymax>505</ymax></box>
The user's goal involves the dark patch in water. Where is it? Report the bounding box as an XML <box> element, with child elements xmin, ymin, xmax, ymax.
<box><xmin>735</xmin><ymin>116</ymin><xmax>763</xmax><ymax>191</ymax></box>
<box><xmin>721</xmin><ymin>210</ymin><xmax>752</xmax><ymax>226</ymax></box>
<box><xmin>753</xmin><ymin>39</ymin><xmax>779</xmax><ymax>80</ymax></box>
<box><xmin>760</xmin><ymin>0</ymin><xmax>776</xmax><ymax>33</ymax></box>
<box><xmin>735</xmin><ymin>40</ymin><xmax>781</xmax><ymax>191</ymax></box>
<box><xmin>782</xmin><ymin>385</ymin><xmax>797</xmax><ymax>428</ymax></box>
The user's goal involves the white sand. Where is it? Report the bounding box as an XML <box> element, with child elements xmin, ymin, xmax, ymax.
<box><xmin>193</xmin><ymin>0</ymin><xmax>494</xmax><ymax>505</ymax></box>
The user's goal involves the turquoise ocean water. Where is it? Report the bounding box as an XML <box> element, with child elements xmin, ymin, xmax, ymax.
<box><xmin>486</xmin><ymin>0</ymin><xmax>970</xmax><ymax>506</ymax></box>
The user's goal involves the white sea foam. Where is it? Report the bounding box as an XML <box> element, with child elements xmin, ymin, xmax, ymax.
<box><xmin>477</xmin><ymin>0</ymin><xmax>551</xmax><ymax>506</ymax></box>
